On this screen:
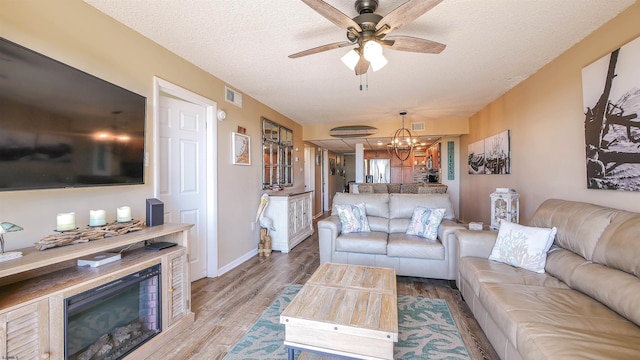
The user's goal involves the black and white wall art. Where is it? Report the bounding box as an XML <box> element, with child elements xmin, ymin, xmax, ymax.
<box><xmin>468</xmin><ymin>130</ymin><xmax>511</xmax><ymax>175</ymax></box>
<box><xmin>582</xmin><ymin>35</ymin><xmax>640</xmax><ymax>191</ymax></box>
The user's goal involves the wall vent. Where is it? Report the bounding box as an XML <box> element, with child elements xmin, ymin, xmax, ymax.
<box><xmin>411</xmin><ymin>122</ymin><xmax>425</xmax><ymax>131</ymax></box>
<box><xmin>225</xmin><ymin>86</ymin><xmax>243</xmax><ymax>108</ymax></box>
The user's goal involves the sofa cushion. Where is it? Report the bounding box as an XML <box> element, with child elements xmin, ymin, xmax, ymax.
<box><xmin>570</xmin><ymin>261</ymin><xmax>640</xmax><ymax>328</ymax></box>
<box><xmin>332</xmin><ymin>193</ymin><xmax>389</xmax><ymax>232</ymax></box>
<box><xmin>389</xmin><ymin>194</ymin><xmax>455</xmax><ymax>234</ymax></box>
<box><xmin>488</xmin><ymin>222</ymin><xmax>557</xmax><ymax>273</ymax></box>
<box><xmin>406</xmin><ymin>207</ymin><xmax>446</xmax><ymax>240</ymax></box>
<box><xmin>530</xmin><ymin>199</ymin><xmax>616</xmax><ymax>261</ymax></box>
<box><xmin>459</xmin><ymin>257</ymin><xmax>570</xmax><ymax>300</ymax></box>
<box><xmin>517</xmin><ymin>322</ymin><xmax>640</xmax><ymax>360</ymax></box>
<box><xmin>387</xmin><ymin>233</ymin><xmax>444</xmax><ymax>260</ymax></box>
<box><xmin>335</xmin><ymin>231</ymin><xmax>388</xmax><ymax>255</ymax></box>
<box><xmin>592</xmin><ymin>214</ymin><xmax>640</xmax><ymax>277</ymax></box>
<box><xmin>478</xmin><ymin>282</ymin><xmax>640</xmax><ymax>358</ymax></box>
<box><xmin>335</xmin><ymin>203</ymin><xmax>370</xmax><ymax>233</ymax></box>
<box><xmin>544</xmin><ymin>247</ymin><xmax>588</xmax><ymax>287</ymax></box>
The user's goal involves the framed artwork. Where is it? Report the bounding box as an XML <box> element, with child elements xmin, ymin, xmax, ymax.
<box><xmin>329</xmin><ymin>158</ymin><xmax>336</xmax><ymax>175</ymax></box>
<box><xmin>582</xmin><ymin>35</ymin><xmax>640</xmax><ymax>191</ymax></box>
<box><xmin>232</xmin><ymin>132</ymin><xmax>250</xmax><ymax>165</ymax></box>
<box><xmin>468</xmin><ymin>130</ymin><xmax>510</xmax><ymax>174</ymax></box>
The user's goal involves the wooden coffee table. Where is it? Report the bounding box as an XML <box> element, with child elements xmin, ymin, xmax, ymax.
<box><xmin>280</xmin><ymin>263</ymin><xmax>398</xmax><ymax>360</ymax></box>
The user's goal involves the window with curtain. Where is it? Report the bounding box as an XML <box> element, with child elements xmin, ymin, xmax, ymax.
<box><xmin>262</xmin><ymin>117</ymin><xmax>293</xmax><ymax>189</ymax></box>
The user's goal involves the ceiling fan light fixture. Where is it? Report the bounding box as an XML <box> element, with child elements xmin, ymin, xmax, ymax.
<box><xmin>341</xmin><ymin>49</ymin><xmax>360</xmax><ymax>70</ymax></box>
<box><xmin>363</xmin><ymin>40</ymin><xmax>382</xmax><ymax>61</ymax></box>
<box><xmin>369</xmin><ymin>53</ymin><xmax>388</xmax><ymax>71</ymax></box>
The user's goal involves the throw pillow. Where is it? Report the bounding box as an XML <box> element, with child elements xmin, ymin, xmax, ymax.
<box><xmin>335</xmin><ymin>203</ymin><xmax>370</xmax><ymax>233</ymax></box>
<box><xmin>406</xmin><ymin>207</ymin><xmax>446</xmax><ymax>240</ymax></box>
<box><xmin>489</xmin><ymin>221</ymin><xmax>557</xmax><ymax>273</ymax></box>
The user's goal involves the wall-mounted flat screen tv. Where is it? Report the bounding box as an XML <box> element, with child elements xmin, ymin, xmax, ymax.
<box><xmin>0</xmin><ymin>37</ymin><xmax>146</xmax><ymax>191</ymax></box>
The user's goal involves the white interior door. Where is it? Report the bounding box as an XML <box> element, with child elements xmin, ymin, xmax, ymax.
<box><xmin>158</xmin><ymin>96</ymin><xmax>208</xmax><ymax>281</ymax></box>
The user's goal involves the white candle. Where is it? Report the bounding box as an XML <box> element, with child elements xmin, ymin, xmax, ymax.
<box><xmin>116</xmin><ymin>206</ymin><xmax>132</xmax><ymax>222</ymax></box>
<box><xmin>57</xmin><ymin>212</ymin><xmax>76</xmax><ymax>231</ymax></box>
<box><xmin>89</xmin><ymin>209</ymin><xmax>107</xmax><ymax>226</ymax></box>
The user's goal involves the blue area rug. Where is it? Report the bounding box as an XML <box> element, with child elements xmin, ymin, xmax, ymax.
<box><xmin>223</xmin><ymin>284</ymin><xmax>470</xmax><ymax>360</ymax></box>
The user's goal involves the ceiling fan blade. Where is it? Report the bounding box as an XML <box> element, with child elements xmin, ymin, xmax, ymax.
<box><xmin>289</xmin><ymin>41</ymin><xmax>354</xmax><ymax>58</ymax></box>
<box><xmin>355</xmin><ymin>56</ymin><xmax>369</xmax><ymax>75</ymax></box>
<box><xmin>301</xmin><ymin>0</ymin><xmax>362</xmax><ymax>32</ymax></box>
<box><xmin>376</xmin><ymin>0</ymin><xmax>443</xmax><ymax>35</ymax></box>
<box><xmin>384</xmin><ymin>36</ymin><xmax>446</xmax><ymax>54</ymax></box>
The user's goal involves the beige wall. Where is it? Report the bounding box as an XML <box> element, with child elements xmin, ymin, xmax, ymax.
<box><xmin>460</xmin><ymin>2</ymin><xmax>640</xmax><ymax>225</ymax></box>
<box><xmin>0</xmin><ymin>0</ymin><xmax>304</xmax><ymax>271</ymax></box>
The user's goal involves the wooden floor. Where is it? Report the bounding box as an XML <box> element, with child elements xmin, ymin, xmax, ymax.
<box><xmin>146</xmin><ymin>219</ymin><xmax>500</xmax><ymax>360</ymax></box>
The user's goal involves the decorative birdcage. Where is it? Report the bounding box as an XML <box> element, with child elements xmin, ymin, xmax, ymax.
<box><xmin>490</xmin><ymin>189</ymin><xmax>520</xmax><ymax>230</ymax></box>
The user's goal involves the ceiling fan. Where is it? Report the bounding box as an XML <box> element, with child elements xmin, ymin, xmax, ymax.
<box><xmin>289</xmin><ymin>0</ymin><xmax>446</xmax><ymax>75</ymax></box>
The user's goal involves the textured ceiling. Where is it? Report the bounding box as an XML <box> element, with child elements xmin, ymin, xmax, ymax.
<box><xmin>84</xmin><ymin>0</ymin><xmax>634</xmax><ymax>152</ymax></box>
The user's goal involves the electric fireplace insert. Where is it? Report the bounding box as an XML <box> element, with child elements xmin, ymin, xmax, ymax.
<box><xmin>64</xmin><ymin>264</ymin><xmax>161</xmax><ymax>360</ymax></box>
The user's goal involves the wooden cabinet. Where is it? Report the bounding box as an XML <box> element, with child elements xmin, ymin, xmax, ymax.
<box><xmin>0</xmin><ymin>299</ymin><xmax>50</xmax><ymax>359</ymax></box>
<box><xmin>165</xmin><ymin>248</ymin><xmax>188</xmax><ymax>328</ymax></box>
<box><xmin>0</xmin><ymin>224</ymin><xmax>194</xmax><ymax>360</ymax></box>
<box><xmin>363</xmin><ymin>150</ymin><xmax>388</xmax><ymax>159</ymax></box>
<box><xmin>390</xmin><ymin>153</ymin><xmax>414</xmax><ymax>183</ymax></box>
<box><xmin>265</xmin><ymin>191</ymin><xmax>313</xmax><ymax>253</ymax></box>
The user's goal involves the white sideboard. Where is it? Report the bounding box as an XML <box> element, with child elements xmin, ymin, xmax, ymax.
<box><xmin>263</xmin><ymin>191</ymin><xmax>313</xmax><ymax>253</ymax></box>
<box><xmin>0</xmin><ymin>223</ymin><xmax>194</xmax><ymax>360</ymax></box>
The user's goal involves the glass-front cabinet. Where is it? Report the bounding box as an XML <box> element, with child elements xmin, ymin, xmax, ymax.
<box><xmin>262</xmin><ymin>117</ymin><xmax>293</xmax><ymax>189</ymax></box>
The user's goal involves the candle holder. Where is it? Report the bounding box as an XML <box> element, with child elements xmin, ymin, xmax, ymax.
<box><xmin>56</xmin><ymin>212</ymin><xmax>77</xmax><ymax>232</ymax></box>
<box><xmin>116</xmin><ymin>206</ymin><xmax>132</xmax><ymax>223</ymax></box>
<box><xmin>54</xmin><ymin>228</ymin><xmax>80</xmax><ymax>233</ymax></box>
<box><xmin>89</xmin><ymin>209</ymin><xmax>107</xmax><ymax>227</ymax></box>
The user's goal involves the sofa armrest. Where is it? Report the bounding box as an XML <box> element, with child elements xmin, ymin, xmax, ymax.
<box><xmin>439</xmin><ymin>220</ymin><xmax>467</xmax><ymax>248</ymax></box>
<box><xmin>455</xmin><ymin>229</ymin><xmax>498</xmax><ymax>258</ymax></box>
<box><xmin>317</xmin><ymin>216</ymin><xmax>342</xmax><ymax>264</ymax></box>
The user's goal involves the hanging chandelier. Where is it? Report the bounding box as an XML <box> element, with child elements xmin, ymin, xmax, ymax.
<box><xmin>388</xmin><ymin>111</ymin><xmax>416</xmax><ymax>161</ymax></box>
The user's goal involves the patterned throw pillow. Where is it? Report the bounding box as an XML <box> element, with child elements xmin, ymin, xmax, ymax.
<box><xmin>406</xmin><ymin>207</ymin><xmax>446</xmax><ymax>240</ymax></box>
<box><xmin>335</xmin><ymin>203</ymin><xmax>370</xmax><ymax>233</ymax></box>
<box><xmin>489</xmin><ymin>221</ymin><xmax>557</xmax><ymax>273</ymax></box>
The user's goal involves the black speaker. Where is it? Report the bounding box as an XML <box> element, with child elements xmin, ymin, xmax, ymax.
<box><xmin>146</xmin><ymin>198</ymin><xmax>164</xmax><ymax>227</ymax></box>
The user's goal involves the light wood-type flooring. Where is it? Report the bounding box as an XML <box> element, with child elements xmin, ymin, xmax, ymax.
<box><xmin>146</xmin><ymin>218</ymin><xmax>500</xmax><ymax>360</ymax></box>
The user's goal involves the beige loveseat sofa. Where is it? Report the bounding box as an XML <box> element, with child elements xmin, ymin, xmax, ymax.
<box><xmin>317</xmin><ymin>192</ymin><xmax>465</xmax><ymax>279</ymax></box>
<box><xmin>456</xmin><ymin>199</ymin><xmax>640</xmax><ymax>359</ymax></box>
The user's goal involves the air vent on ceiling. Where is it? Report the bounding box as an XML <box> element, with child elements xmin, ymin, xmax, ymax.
<box><xmin>225</xmin><ymin>86</ymin><xmax>243</xmax><ymax>108</ymax></box>
<box><xmin>329</xmin><ymin>125</ymin><xmax>378</xmax><ymax>138</ymax></box>
<box><xmin>411</xmin><ymin>122</ymin><xmax>425</xmax><ymax>131</ymax></box>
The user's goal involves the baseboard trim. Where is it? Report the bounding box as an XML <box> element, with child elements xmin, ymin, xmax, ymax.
<box><xmin>217</xmin><ymin>248</ymin><xmax>258</xmax><ymax>276</ymax></box>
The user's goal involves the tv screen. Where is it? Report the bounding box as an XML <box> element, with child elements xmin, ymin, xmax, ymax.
<box><xmin>0</xmin><ymin>37</ymin><xmax>146</xmax><ymax>191</ymax></box>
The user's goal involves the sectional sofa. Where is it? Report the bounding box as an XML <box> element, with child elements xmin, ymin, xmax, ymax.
<box><xmin>317</xmin><ymin>192</ymin><xmax>465</xmax><ymax>279</ymax></box>
<box><xmin>456</xmin><ymin>199</ymin><xmax>640</xmax><ymax>359</ymax></box>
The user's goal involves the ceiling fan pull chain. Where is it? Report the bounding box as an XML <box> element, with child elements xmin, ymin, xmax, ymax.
<box><xmin>366</xmin><ymin>72</ymin><xmax>369</xmax><ymax>91</ymax></box>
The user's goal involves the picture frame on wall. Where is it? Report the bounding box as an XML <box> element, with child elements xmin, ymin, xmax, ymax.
<box><xmin>468</xmin><ymin>130</ymin><xmax>510</xmax><ymax>175</ymax></box>
<box><xmin>582</xmin><ymin>35</ymin><xmax>640</xmax><ymax>191</ymax></box>
<box><xmin>232</xmin><ymin>132</ymin><xmax>250</xmax><ymax>165</ymax></box>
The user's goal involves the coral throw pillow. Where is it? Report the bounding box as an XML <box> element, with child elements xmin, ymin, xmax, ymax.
<box><xmin>406</xmin><ymin>207</ymin><xmax>446</xmax><ymax>240</ymax></box>
<box><xmin>489</xmin><ymin>221</ymin><xmax>557</xmax><ymax>273</ymax></box>
<box><xmin>336</xmin><ymin>203</ymin><xmax>370</xmax><ymax>233</ymax></box>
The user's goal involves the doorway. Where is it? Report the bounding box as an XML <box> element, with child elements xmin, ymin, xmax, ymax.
<box><xmin>153</xmin><ymin>77</ymin><xmax>218</xmax><ymax>280</ymax></box>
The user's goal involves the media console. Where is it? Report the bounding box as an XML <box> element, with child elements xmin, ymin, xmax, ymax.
<box><xmin>0</xmin><ymin>223</ymin><xmax>194</xmax><ymax>359</ymax></box>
